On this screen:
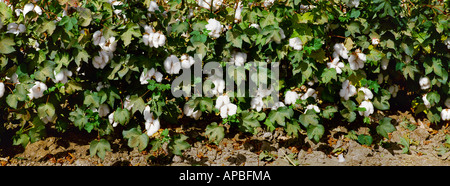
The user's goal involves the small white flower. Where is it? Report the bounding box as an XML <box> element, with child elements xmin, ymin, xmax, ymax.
<box><xmin>419</xmin><ymin>76</ymin><xmax>431</xmax><ymax>90</ymax></box>
<box><xmin>358</xmin><ymin>100</ymin><xmax>374</xmax><ymax>117</ymax></box>
<box><xmin>180</xmin><ymin>54</ymin><xmax>195</xmax><ymax>69</ymax></box>
<box><xmin>388</xmin><ymin>84</ymin><xmax>399</xmax><ymax>98</ymax></box>
<box><xmin>284</xmin><ymin>90</ymin><xmax>299</xmax><ymax>105</ymax></box>
<box><xmin>28</xmin><ymin>81</ymin><xmax>47</xmax><ymax>100</ymax></box>
<box><xmin>93</xmin><ymin>51</ymin><xmax>110</xmax><ymax>69</ymax></box>
<box><xmin>372</xmin><ymin>38</ymin><xmax>380</xmax><ymax>45</ymax></box>
<box><xmin>348</xmin><ymin>49</ymin><xmax>366</xmax><ymax>70</ymax></box>
<box><xmin>0</xmin><ymin>82</ymin><xmax>4</xmax><ymax>98</ymax></box>
<box><xmin>305</xmin><ymin>104</ymin><xmax>320</xmax><ymax>113</ymax></box>
<box><xmin>164</xmin><ymin>55</ymin><xmax>181</xmax><ymax>74</ymax></box>
<box><xmin>220</xmin><ymin>103</ymin><xmax>237</xmax><ymax>118</ymax></box>
<box><xmin>205</xmin><ymin>18</ymin><xmax>223</xmax><ymax>39</ymax></box>
<box><xmin>333</xmin><ymin>43</ymin><xmax>349</xmax><ymax>59</ymax></box>
<box><xmin>441</xmin><ymin>109</ymin><xmax>450</xmax><ymax>121</ymax></box>
<box><xmin>92</xmin><ymin>30</ymin><xmax>105</xmax><ymax>46</ymax></box>
<box><xmin>358</xmin><ymin>87</ymin><xmax>373</xmax><ymax>100</ymax></box>
<box><xmin>108</xmin><ymin>112</ymin><xmax>119</xmax><ymax>127</ymax></box>
<box><xmin>100</xmin><ymin>37</ymin><xmax>117</xmax><ymax>53</ymax></box>
<box><xmin>289</xmin><ymin>37</ymin><xmax>303</xmax><ymax>51</ymax></box>
<box><xmin>98</xmin><ymin>104</ymin><xmax>110</xmax><ymax>118</ymax></box>
<box><xmin>327</xmin><ymin>57</ymin><xmax>345</xmax><ymax>74</ymax></box>
<box><xmin>230</xmin><ymin>51</ymin><xmax>247</xmax><ymax>66</ymax></box>
<box><xmin>6</xmin><ymin>23</ymin><xmax>26</xmax><ymax>35</ymax></box>
<box><xmin>339</xmin><ymin>80</ymin><xmax>357</xmax><ymax>100</ymax></box>
<box><xmin>147</xmin><ymin>1</ymin><xmax>159</xmax><ymax>12</ymax></box>
<box><xmin>215</xmin><ymin>95</ymin><xmax>231</xmax><ymax>110</ymax></box>
<box><xmin>53</xmin><ymin>68</ymin><xmax>72</xmax><ymax>84</ymax></box>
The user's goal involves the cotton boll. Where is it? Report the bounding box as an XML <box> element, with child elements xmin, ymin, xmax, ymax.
<box><xmin>358</xmin><ymin>87</ymin><xmax>373</xmax><ymax>100</ymax></box>
<box><xmin>92</xmin><ymin>30</ymin><xmax>105</xmax><ymax>46</ymax></box>
<box><xmin>230</xmin><ymin>51</ymin><xmax>247</xmax><ymax>66</ymax></box>
<box><xmin>180</xmin><ymin>54</ymin><xmax>195</xmax><ymax>69</ymax></box>
<box><xmin>305</xmin><ymin>104</ymin><xmax>320</xmax><ymax>113</ymax></box>
<box><xmin>348</xmin><ymin>49</ymin><xmax>365</xmax><ymax>70</ymax></box>
<box><xmin>197</xmin><ymin>0</ymin><xmax>222</xmax><ymax>11</ymax></box>
<box><xmin>53</xmin><ymin>68</ymin><xmax>72</xmax><ymax>84</ymax></box>
<box><xmin>210</xmin><ymin>76</ymin><xmax>225</xmax><ymax>95</ymax></box>
<box><xmin>23</xmin><ymin>3</ymin><xmax>34</xmax><ymax>17</ymax></box>
<box><xmin>140</xmin><ymin>68</ymin><xmax>155</xmax><ymax>85</ymax></box>
<box><xmin>146</xmin><ymin>118</ymin><xmax>160</xmax><ymax>137</ymax></box>
<box><xmin>164</xmin><ymin>55</ymin><xmax>181</xmax><ymax>74</ymax></box>
<box><xmin>338</xmin><ymin>154</ymin><xmax>345</xmax><ymax>163</ymax></box>
<box><xmin>441</xmin><ymin>109</ymin><xmax>450</xmax><ymax>121</ymax></box>
<box><xmin>327</xmin><ymin>57</ymin><xmax>344</xmax><ymax>74</ymax></box>
<box><xmin>358</xmin><ymin>100</ymin><xmax>374</xmax><ymax>117</ymax></box>
<box><xmin>372</xmin><ymin>38</ymin><xmax>380</xmax><ymax>45</ymax></box>
<box><xmin>271</xmin><ymin>102</ymin><xmax>285</xmax><ymax>110</ymax></box>
<box><xmin>215</xmin><ymin>95</ymin><xmax>231</xmax><ymax>110</ymax></box>
<box><xmin>347</xmin><ymin>0</ymin><xmax>360</xmax><ymax>7</ymax></box>
<box><xmin>333</xmin><ymin>43</ymin><xmax>349</xmax><ymax>59</ymax></box>
<box><xmin>445</xmin><ymin>38</ymin><xmax>450</xmax><ymax>49</ymax></box>
<box><xmin>98</xmin><ymin>104</ymin><xmax>110</xmax><ymax>117</ymax></box>
<box><xmin>234</xmin><ymin>1</ymin><xmax>243</xmax><ymax>23</ymax></box>
<box><xmin>284</xmin><ymin>90</ymin><xmax>299</xmax><ymax>105</ymax></box>
<box><xmin>339</xmin><ymin>80</ymin><xmax>357</xmax><ymax>100</ymax></box>
<box><xmin>289</xmin><ymin>37</ymin><xmax>303</xmax><ymax>51</ymax></box>
<box><xmin>100</xmin><ymin>37</ymin><xmax>117</xmax><ymax>52</ymax></box>
<box><xmin>422</xmin><ymin>94</ymin><xmax>431</xmax><ymax>109</ymax></box>
<box><xmin>250</xmin><ymin>97</ymin><xmax>264</xmax><ymax>112</ymax></box>
<box><xmin>301</xmin><ymin>88</ymin><xmax>317</xmax><ymax>100</ymax></box>
<box><xmin>93</xmin><ymin>51</ymin><xmax>110</xmax><ymax>69</ymax></box>
<box><xmin>0</xmin><ymin>82</ymin><xmax>4</xmax><ymax>98</ymax></box>
<box><xmin>147</xmin><ymin>1</ymin><xmax>159</xmax><ymax>12</ymax></box>
<box><xmin>183</xmin><ymin>104</ymin><xmax>202</xmax><ymax>120</ymax></box>
<box><xmin>6</xmin><ymin>23</ymin><xmax>26</xmax><ymax>35</ymax></box>
<box><xmin>151</xmin><ymin>32</ymin><xmax>166</xmax><ymax>48</ymax></box>
<box><xmin>205</xmin><ymin>18</ymin><xmax>223</xmax><ymax>38</ymax></box>
<box><xmin>220</xmin><ymin>103</ymin><xmax>237</xmax><ymax>118</ymax></box>
<box><xmin>419</xmin><ymin>76</ymin><xmax>431</xmax><ymax>90</ymax></box>
<box><xmin>28</xmin><ymin>81</ymin><xmax>48</xmax><ymax>100</ymax></box>
<box><xmin>108</xmin><ymin>112</ymin><xmax>119</xmax><ymax>127</ymax></box>
<box><xmin>263</xmin><ymin>0</ymin><xmax>275</xmax><ymax>7</ymax></box>
<box><xmin>388</xmin><ymin>84</ymin><xmax>399</xmax><ymax>98</ymax></box>
<box><xmin>123</xmin><ymin>95</ymin><xmax>134</xmax><ymax>111</ymax></box>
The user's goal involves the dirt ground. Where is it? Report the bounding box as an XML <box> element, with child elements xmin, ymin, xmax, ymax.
<box><xmin>1</xmin><ymin>111</ymin><xmax>450</xmax><ymax>166</ymax></box>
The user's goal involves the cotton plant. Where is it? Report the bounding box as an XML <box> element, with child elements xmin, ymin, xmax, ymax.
<box><xmin>28</xmin><ymin>81</ymin><xmax>48</xmax><ymax>100</ymax></box>
<box><xmin>205</xmin><ymin>18</ymin><xmax>223</xmax><ymax>39</ymax></box>
<box><xmin>164</xmin><ymin>55</ymin><xmax>181</xmax><ymax>74</ymax></box>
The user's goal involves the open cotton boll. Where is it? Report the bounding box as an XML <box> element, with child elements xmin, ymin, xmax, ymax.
<box><xmin>441</xmin><ymin>109</ymin><xmax>450</xmax><ymax>121</ymax></box>
<box><xmin>305</xmin><ymin>104</ymin><xmax>320</xmax><ymax>113</ymax></box>
<box><xmin>92</xmin><ymin>30</ymin><xmax>105</xmax><ymax>46</ymax></box>
<box><xmin>284</xmin><ymin>90</ymin><xmax>299</xmax><ymax>105</ymax></box>
<box><xmin>358</xmin><ymin>100</ymin><xmax>374</xmax><ymax>117</ymax></box>
<box><xmin>372</xmin><ymin>38</ymin><xmax>380</xmax><ymax>45</ymax></box>
<box><xmin>358</xmin><ymin>87</ymin><xmax>373</xmax><ymax>100</ymax></box>
<box><xmin>220</xmin><ymin>103</ymin><xmax>237</xmax><ymax>118</ymax></box>
<box><xmin>164</xmin><ymin>55</ymin><xmax>181</xmax><ymax>74</ymax></box>
<box><xmin>108</xmin><ymin>112</ymin><xmax>119</xmax><ymax>127</ymax></box>
<box><xmin>23</xmin><ymin>3</ymin><xmax>42</xmax><ymax>17</ymax></box>
<box><xmin>444</xmin><ymin>38</ymin><xmax>450</xmax><ymax>49</ymax></box>
<box><xmin>0</xmin><ymin>82</ymin><xmax>4</xmax><ymax>98</ymax></box>
<box><xmin>183</xmin><ymin>104</ymin><xmax>202</xmax><ymax>120</ymax></box>
<box><xmin>197</xmin><ymin>0</ymin><xmax>222</xmax><ymax>11</ymax></box>
<box><xmin>98</xmin><ymin>104</ymin><xmax>110</xmax><ymax>117</ymax></box>
<box><xmin>234</xmin><ymin>1</ymin><xmax>243</xmax><ymax>23</ymax></box>
<box><xmin>53</xmin><ymin>68</ymin><xmax>72</xmax><ymax>84</ymax></box>
<box><xmin>419</xmin><ymin>76</ymin><xmax>431</xmax><ymax>90</ymax></box>
<box><xmin>422</xmin><ymin>94</ymin><xmax>432</xmax><ymax>109</ymax></box>
<box><xmin>6</xmin><ymin>23</ymin><xmax>26</xmax><ymax>35</ymax></box>
<box><xmin>348</xmin><ymin>49</ymin><xmax>366</xmax><ymax>70</ymax></box>
<box><xmin>327</xmin><ymin>57</ymin><xmax>344</xmax><ymax>74</ymax></box>
<box><xmin>250</xmin><ymin>97</ymin><xmax>264</xmax><ymax>112</ymax></box>
<box><xmin>289</xmin><ymin>37</ymin><xmax>303</xmax><ymax>51</ymax></box>
<box><xmin>339</xmin><ymin>80</ymin><xmax>357</xmax><ymax>100</ymax></box>
<box><xmin>147</xmin><ymin>1</ymin><xmax>159</xmax><ymax>12</ymax></box>
<box><xmin>333</xmin><ymin>43</ymin><xmax>349</xmax><ymax>59</ymax></box>
<box><xmin>28</xmin><ymin>81</ymin><xmax>47</xmax><ymax>100</ymax></box>
<box><xmin>100</xmin><ymin>37</ymin><xmax>117</xmax><ymax>53</ymax></box>
<box><xmin>93</xmin><ymin>51</ymin><xmax>110</xmax><ymax>69</ymax></box>
<box><xmin>271</xmin><ymin>102</ymin><xmax>285</xmax><ymax>110</ymax></box>
<box><xmin>347</xmin><ymin>0</ymin><xmax>360</xmax><ymax>7</ymax></box>
<box><xmin>151</xmin><ymin>32</ymin><xmax>166</xmax><ymax>48</ymax></box>
<box><xmin>205</xmin><ymin>18</ymin><xmax>223</xmax><ymax>38</ymax></box>
<box><xmin>145</xmin><ymin>117</ymin><xmax>160</xmax><ymax>136</ymax></box>
<box><xmin>230</xmin><ymin>51</ymin><xmax>247</xmax><ymax>66</ymax></box>
<box><xmin>300</xmin><ymin>88</ymin><xmax>317</xmax><ymax>100</ymax></box>
<box><xmin>263</xmin><ymin>0</ymin><xmax>275</xmax><ymax>7</ymax></box>
<box><xmin>215</xmin><ymin>95</ymin><xmax>231</xmax><ymax>110</ymax></box>
<box><xmin>180</xmin><ymin>54</ymin><xmax>195</xmax><ymax>69</ymax></box>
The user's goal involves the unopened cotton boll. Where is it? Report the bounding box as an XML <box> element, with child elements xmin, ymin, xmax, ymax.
<box><xmin>284</xmin><ymin>90</ymin><xmax>299</xmax><ymax>105</ymax></box>
<box><xmin>230</xmin><ymin>51</ymin><xmax>247</xmax><ymax>66</ymax></box>
<box><xmin>289</xmin><ymin>37</ymin><xmax>303</xmax><ymax>51</ymax></box>
<box><xmin>339</xmin><ymin>80</ymin><xmax>357</xmax><ymax>100</ymax></box>
<box><xmin>205</xmin><ymin>18</ymin><xmax>223</xmax><ymax>39</ymax></box>
<box><xmin>28</xmin><ymin>81</ymin><xmax>47</xmax><ymax>100</ymax></box>
<box><xmin>358</xmin><ymin>100</ymin><xmax>374</xmax><ymax>117</ymax></box>
<box><xmin>0</xmin><ymin>82</ymin><xmax>4</xmax><ymax>98</ymax></box>
<box><xmin>164</xmin><ymin>55</ymin><xmax>181</xmax><ymax>74</ymax></box>
<box><xmin>220</xmin><ymin>103</ymin><xmax>237</xmax><ymax>118</ymax></box>
<box><xmin>441</xmin><ymin>109</ymin><xmax>450</xmax><ymax>121</ymax></box>
<box><xmin>419</xmin><ymin>76</ymin><xmax>431</xmax><ymax>90</ymax></box>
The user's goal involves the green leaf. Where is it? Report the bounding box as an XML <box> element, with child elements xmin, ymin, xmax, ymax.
<box><xmin>37</xmin><ymin>20</ymin><xmax>56</xmax><ymax>35</ymax></box>
<box><xmin>37</xmin><ymin>103</ymin><xmax>55</xmax><ymax>119</ymax></box>
<box><xmin>321</xmin><ymin>68</ymin><xmax>337</xmax><ymax>84</ymax></box>
<box><xmin>121</xmin><ymin>23</ymin><xmax>142</xmax><ymax>47</ymax></box>
<box><xmin>322</xmin><ymin>106</ymin><xmax>338</xmax><ymax>119</ymax></box>
<box><xmin>398</xmin><ymin>136</ymin><xmax>410</xmax><ymax>154</ymax></box>
<box><xmin>0</xmin><ymin>37</ymin><xmax>15</xmax><ymax>54</ymax></box>
<box><xmin>114</xmin><ymin>108</ymin><xmax>130</xmax><ymax>125</ymax></box>
<box><xmin>426</xmin><ymin>92</ymin><xmax>440</xmax><ymax>105</ymax></box>
<box><xmin>357</xmin><ymin>134</ymin><xmax>373</xmax><ymax>146</ymax></box>
<box><xmin>205</xmin><ymin>122</ymin><xmax>225</xmax><ymax>145</ymax></box>
<box><xmin>13</xmin><ymin>133</ymin><xmax>30</xmax><ymax>148</ymax></box>
<box><xmin>123</xmin><ymin>127</ymin><xmax>149</xmax><ymax>151</ymax></box>
<box><xmin>169</xmin><ymin>134</ymin><xmax>190</xmax><ymax>156</ymax></box>
<box><xmin>239</xmin><ymin>111</ymin><xmax>261</xmax><ymax>134</ymax></box>
<box><xmin>89</xmin><ymin>139</ymin><xmax>111</xmax><ymax>160</ymax></box>
<box><xmin>299</xmin><ymin>109</ymin><xmax>319</xmax><ymax>128</ymax></box>
<box><xmin>58</xmin><ymin>16</ymin><xmax>78</xmax><ymax>31</ymax></box>
<box><xmin>6</xmin><ymin>94</ymin><xmax>18</xmax><ymax>109</ymax></box>
<box><xmin>69</xmin><ymin>107</ymin><xmax>89</xmax><ymax>130</ymax></box>
<box><xmin>307</xmin><ymin>124</ymin><xmax>324</xmax><ymax>143</ymax></box>
<box><xmin>78</xmin><ymin>7</ymin><xmax>92</xmax><ymax>27</ymax></box>
<box><xmin>286</xmin><ymin>120</ymin><xmax>301</xmax><ymax>138</ymax></box>
<box><xmin>267</xmin><ymin>107</ymin><xmax>294</xmax><ymax>127</ymax></box>
<box><xmin>376</xmin><ymin>117</ymin><xmax>396</xmax><ymax>138</ymax></box>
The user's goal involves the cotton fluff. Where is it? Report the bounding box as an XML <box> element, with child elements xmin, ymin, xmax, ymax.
<box><xmin>164</xmin><ymin>55</ymin><xmax>181</xmax><ymax>74</ymax></box>
<box><xmin>209</xmin><ymin>75</ymin><xmax>226</xmax><ymax>95</ymax></box>
<box><xmin>289</xmin><ymin>37</ymin><xmax>303</xmax><ymax>51</ymax></box>
<box><xmin>23</xmin><ymin>3</ymin><xmax>42</xmax><ymax>17</ymax></box>
<box><xmin>28</xmin><ymin>81</ymin><xmax>47</xmax><ymax>100</ymax></box>
<box><xmin>284</xmin><ymin>90</ymin><xmax>299</xmax><ymax>105</ymax></box>
<box><xmin>300</xmin><ymin>88</ymin><xmax>317</xmax><ymax>100</ymax></box>
<box><xmin>140</xmin><ymin>68</ymin><xmax>163</xmax><ymax>84</ymax></box>
<box><xmin>143</xmin><ymin>106</ymin><xmax>161</xmax><ymax>136</ymax></box>
<box><xmin>339</xmin><ymin>80</ymin><xmax>357</xmax><ymax>100</ymax></box>
<box><xmin>333</xmin><ymin>43</ymin><xmax>349</xmax><ymax>59</ymax></box>
<box><xmin>445</xmin><ymin>98</ymin><xmax>450</xmax><ymax>108</ymax></box>
<box><xmin>180</xmin><ymin>54</ymin><xmax>195</xmax><ymax>69</ymax></box>
<box><xmin>215</xmin><ymin>95</ymin><xmax>231</xmax><ymax>110</ymax></box>
<box><xmin>147</xmin><ymin>1</ymin><xmax>159</xmax><ymax>12</ymax></box>
<box><xmin>197</xmin><ymin>0</ymin><xmax>222</xmax><ymax>11</ymax></box>
<box><xmin>358</xmin><ymin>87</ymin><xmax>373</xmax><ymax>100</ymax></box>
<box><xmin>143</xmin><ymin>30</ymin><xmax>166</xmax><ymax>48</ymax></box>
<box><xmin>305</xmin><ymin>104</ymin><xmax>320</xmax><ymax>113</ymax></box>
<box><xmin>230</xmin><ymin>51</ymin><xmax>247</xmax><ymax>66</ymax></box>
<box><xmin>234</xmin><ymin>1</ymin><xmax>243</xmax><ymax>23</ymax></box>
<box><xmin>0</xmin><ymin>82</ymin><xmax>4</xmax><ymax>98</ymax></box>
<box><xmin>100</xmin><ymin>37</ymin><xmax>117</xmax><ymax>53</ymax></box>
<box><xmin>422</xmin><ymin>94</ymin><xmax>432</xmax><ymax>109</ymax></box>
<box><xmin>53</xmin><ymin>68</ymin><xmax>72</xmax><ymax>84</ymax></box>
<box><xmin>92</xmin><ymin>30</ymin><xmax>105</xmax><ymax>46</ymax></box>
<box><xmin>184</xmin><ymin>104</ymin><xmax>202</xmax><ymax>120</ymax></box>
<box><xmin>108</xmin><ymin>112</ymin><xmax>119</xmax><ymax>127</ymax></box>
<box><xmin>93</xmin><ymin>51</ymin><xmax>111</xmax><ymax>69</ymax></box>
<box><xmin>250</xmin><ymin>97</ymin><xmax>264</xmax><ymax>112</ymax></box>
<box><xmin>419</xmin><ymin>76</ymin><xmax>431</xmax><ymax>90</ymax></box>
<box><xmin>327</xmin><ymin>57</ymin><xmax>345</xmax><ymax>74</ymax></box>
<box><xmin>205</xmin><ymin>18</ymin><xmax>223</xmax><ymax>39</ymax></box>
<box><xmin>220</xmin><ymin>103</ymin><xmax>237</xmax><ymax>118</ymax></box>
<box><xmin>348</xmin><ymin>49</ymin><xmax>366</xmax><ymax>70</ymax></box>
<box><xmin>358</xmin><ymin>100</ymin><xmax>374</xmax><ymax>117</ymax></box>
<box><xmin>6</xmin><ymin>23</ymin><xmax>26</xmax><ymax>35</ymax></box>
<box><xmin>441</xmin><ymin>109</ymin><xmax>450</xmax><ymax>121</ymax></box>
